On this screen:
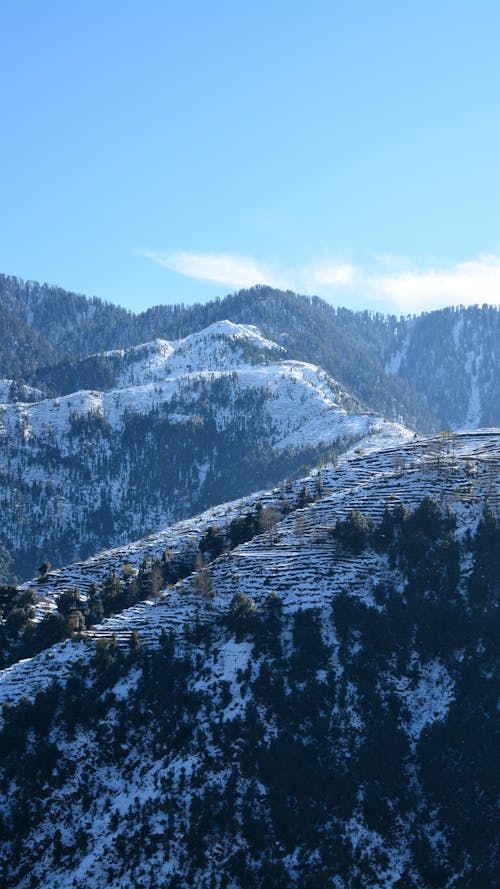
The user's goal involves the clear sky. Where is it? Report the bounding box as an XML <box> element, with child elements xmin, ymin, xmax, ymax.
<box><xmin>2</xmin><ymin>0</ymin><xmax>500</xmax><ymax>315</ymax></box>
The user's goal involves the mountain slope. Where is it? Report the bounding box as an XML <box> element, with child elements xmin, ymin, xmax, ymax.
<box><xmin>34</xmin><ymin>320</ymin><xmax>286</xmax><ymax>396</ymax></box>
<box><xmin>0</xmin><ymin>273</ymin><xmax>133</xmax><ymax>360</ymax></box>
<box><xmin>1</xmin><ymin>429</ymin><xmax>496</xmax><ymax>697</ymax></box>
<box><xmin>388</xmin><ymin>304</ymin><xmax>500</xmax><ymax>428</ymax></box>
<box><xmin>0</xmin><ymin>430</ymin><xmax>498</xmax><ymax>888</ymax></box>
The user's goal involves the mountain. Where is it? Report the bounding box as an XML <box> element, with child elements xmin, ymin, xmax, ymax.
<box><xmin>0</xmin><ymin>430</ymin><xmax>498</xmax><ymax>888</ymax></box>
<box><xmin>389</xmin><ymin>304</ymin><xmax>500</xmax><ymax>428</ymax></box>
<box><xmin>0</xmin><ymin>274</ymin><xmax>133</xmax><ymax>364</ymax></box>
<box><xmin>0</xmin><ymin>320</ymin><xmax>408</xmax><ymax>581</ymax></box>
<box><xmin>3</xmin><ymin>273</ymin><xmax>500</xmax><ymax>432</ymax></box>
<box><xmin>1</xmin><ymin>275</ymin><xmax>499</xmax><ymax>888</ymax></box>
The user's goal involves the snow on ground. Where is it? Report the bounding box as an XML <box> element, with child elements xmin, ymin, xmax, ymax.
<box><xmin>207</xmin><ymin>639</ymin><xmax>255</xmax><ymax>722</ymax></box>
<box><xmin>346</xmin><ymin>809</ymin><xmax>410</xmax><ymax>887</ymax></box>
<box><xmin>386</xmin><ymin>325</ymin><xmax>411</xmax><ymax>375</ymax></box>
<box><xmin>0</xmin><ymin>379</ymin><xmax>44</xmax><ymax>403</ymax></box>
<box><xmin>0</xmin><ymin>334</ymin><xmax>401</xmax><ymax>456</ymax></box>
<box><xmin>114</xmin><ymin>320</ymin><xmax>283</xmax><ymax>387</ymax></box>
<box><xmin>460</xmin><ymin>346</ymin><xmax>483</xmax><ymax>430</ymax></box>
<box><xmin>392</xmin><ymin>658</ymin><xmax>455</xmax><ymax>746</ymax></box>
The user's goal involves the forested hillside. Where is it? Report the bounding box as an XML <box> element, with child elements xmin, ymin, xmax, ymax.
<box><xmin>392</xmin><ymin>304</ymin><xmax>500</xmax><ymax>428</ymax></box>
<box><xmin>0</xmin><ymin>274</ymin><xmax>133</xmax><ymax>362</ymax></box>
<box><xmin>1</xmin><ymin>431</ymin><xmax>498</xmax><ymax>888</ymax></box>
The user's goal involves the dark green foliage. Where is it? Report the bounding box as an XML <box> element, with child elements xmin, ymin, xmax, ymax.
<box><xmin>0</xmin><ymin>586</ymin><xmax>36</xmax><ymax>666</ymax></box>
<box><xmin>330</xmin><ymin>509</ymin><xmax>371</xmax><ymax>553</ymax></box>
<box><xmin>56</xmin><ymin>587</ymin><xmax>81</xmax><ymax>618</ymax></box>
<box><xmin>393</xmin><ymin>304</ymin><xmax>500</xmax><ymax>428</ymax></box>
<box><xmin>371</xmin><ymin>496</ymin><xmax>461</xmax><ymax>604</ymax></box>
<box><xmin>256</xmin><ymin>592</ymin><xmax>284</xmax><ymax>658</ymax></box>
<box><xmin>199</xmin><ymin>525</ymin><xmax>225</xmax><ymax>561</ymax></box>
<box><xmin>37</xmin><ymin>560</ymin><xmax>51</xmax><ymax>579</ymax></box>
<box><xmin>468</xmin><ymin>504</ymin><xmax>500</xmax><ymax>611</ymax></box>
<box><xmin>39</xmin><ymin>352</ymin><xmax>129</xmax><ymax>397</ymax></box>
<box><xmin>30</xmin><ymin>612</ymin><xmax>66</xmax><ymax>650</ymax></box>
<box><xmin>290</xmin><ymin>608</ymin><xmax>327</xmax><ymax>679</ymax></box>
<box><xmin>228</xmin><ymin>511</ymin><xmax>259</xmax><ymax>547</ymax></box>
<box><xmin>0</xmin><ymin>294</ymin><xmax>56</xmax><ymax>380</ymax></box>
<box><xmin>0</xmin><ymin>273</ymin><xmax>132</xmax><ymax>377</ymax></box>
<box><xmin>225</xmin><ymin>592</ymin><xmax>258</xmax><ymax>641</ymax></box>
<box><xmin>417</xmin><ymin>645</ymin><xmax>499</xmax><ymax>885</ymax></box>
<box><xmin>0</xmin><ymin>585</ymin><xmax>35</xmax><ymax>624</ymax></box>
<box><xmin>0</xmin><ymin>546</ymin><xmax>15</xmax><ymax>585</ymax></box>
<box><xmin>68</xmin><ymin>410</ymin><xmax>111</xmax><ymax>437</ymax></box>
<box><xmin>371</xmin><ymin>502</ymin><xmax>409</xmax><ymax>553</ymax></box>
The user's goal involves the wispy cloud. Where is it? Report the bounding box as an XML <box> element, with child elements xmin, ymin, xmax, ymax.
<box><xmin>373</xmin><ymin>255</ymin><xmax>500</xmax><ymax>312</ymax></box>
<box><xmin>304</xmin><ymin>254</ymin><xmax>500</xmax><ymax>312</ymax></box>
<box><xmin>305</xmin><ymin>261</ymin><xmax>357</xmax><ymax>287</ymax></box>
<box><xmin>140</xmin><ymin>249</ymin><xmax>290</xmax><ymax>290</ymax></box>
<box><xmin>141</xmin><ymin>247</ymin><xmax>500</xmax><ymax>313</ymax></box>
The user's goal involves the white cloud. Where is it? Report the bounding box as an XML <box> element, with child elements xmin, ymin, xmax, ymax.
<box><xmin>373</xmin><ymin>255</ymin><xmax>500</xmax><ymax>313</ymax></box>
<box><xmin>305</xmin><ymin>262</ymin><xmax>357</xmax><ymax>287</ymax></box>
<box><xmin>304</xmin><ymin>254</ymin><xmax>500</xmax><ymax>314</ymax></box>
<box><xmin>140</xmin><ymin>249</ymin><xmax>290</xmax><ymax>290</ymax></box>
<box><xmin>140</xmin><ymin>247</ymin><xmax>500</xmax><ymax>314</ymax></box>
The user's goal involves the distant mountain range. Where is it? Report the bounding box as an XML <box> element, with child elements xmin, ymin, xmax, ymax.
<box><xmin>2</xmin><ymin>273</ymin><xmax>500</xmax><ymax>431</ymax></box>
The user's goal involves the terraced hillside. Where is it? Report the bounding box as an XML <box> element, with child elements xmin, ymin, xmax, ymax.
<box><xmin>1</xmin><ymin>428</ymin><xmax>498</xmax><ymax>696</ymax></box>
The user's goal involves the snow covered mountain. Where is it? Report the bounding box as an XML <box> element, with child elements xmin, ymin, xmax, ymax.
<box><xmin>0</xmin><ymin>321</ymin><xmax>408</xmax><ymax>580</ymax></box>
<box><xmin>3</xmin><ymin>273</ymin><xmax>500</xmax><ymax>431</ymax></box>
<box><xmin>0</xmin><ymin>429</ymin><xmax>498</xmax><ymax>887</ymax></box>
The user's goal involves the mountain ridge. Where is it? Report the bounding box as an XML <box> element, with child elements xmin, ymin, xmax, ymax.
<box><xmin>3</xmin><ymin>272</ymin><xmax>500</xmax><ymax>431</ymax></box>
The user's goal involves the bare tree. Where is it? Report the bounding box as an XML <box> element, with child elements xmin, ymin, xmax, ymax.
<box><xmin>259</xmin><ymin>506</ymin><xmax>282</xmax><ymax>541</ymax></box>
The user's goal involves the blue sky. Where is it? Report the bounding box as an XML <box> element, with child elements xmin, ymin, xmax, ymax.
<box><xmin>2</xmin><ymin>0</ymin><xmax>500</xmax><ymax>315</ymax></box>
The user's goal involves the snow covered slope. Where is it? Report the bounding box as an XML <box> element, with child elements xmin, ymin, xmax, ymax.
<box><xmin>0</xmin><ymin>361</ymin><xmax>399</xmax><ymax>447</ymax></box>
<box><xmin>0</xmin><ymin>321</ymin><xmax>408</xmax><ymax>579</ymax></box>
<box><xmin>0</xmin><ymin>379</ymin><xmax>44</xmax><ymax>403</ymax></box>
<box><xmin>1</xmin><ymin>428</ymin><xmax>498</xmax><ymax>706</ymax></box>
<box><xmin>0</xmin><ymin>430</ymin><xmax>498</xmax><ymax>889</ymax></box>
<box><xmin>113</xmin><ymin>321</ymin><xmax>284</xmax><ymax>386</ymax></box>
